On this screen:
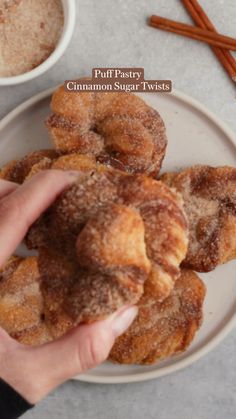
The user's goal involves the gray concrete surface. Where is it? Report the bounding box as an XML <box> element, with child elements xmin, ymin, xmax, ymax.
<box><xmin>0</xmin><ymin>0</ymin><xmax>235</xmax><ymax>418</ymax></box>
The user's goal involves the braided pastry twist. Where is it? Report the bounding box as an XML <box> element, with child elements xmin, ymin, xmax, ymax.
<box><xmin>0</xmin><ymin>149</ymin><xmax>61</xmax><ymax>183</ymax></box>
<box><xmin>0</xmin><ymin>258</ymin><xmax>205</xmax><ymax>364</ymax></box>
<box><xmin>0</xmin><ymin>150</ymin><xmax>125</xmax><ymax>184</ymax></box>
<box><xmin>161</xmin><ymin>165</ymin><xmax>236</xmax><ymax>272</ymax></box>
<box><xmin>46</xmin><ymin>87</ymin><xmax>167</xmax><ymax>176</ymax></box>
<box><xmin>0</xmin><ymin>256</ymin><xmax>51</xmax><ymax>345</ymax></box>
<box><xmin>26</xmin><ymin>170</ymin><xmax>188</xmax><ymax>338</ymax></box>
<box><xmin>109</xmin><ymin>269</ymin><xmax>205</xmax><ymax>364</ymax></box>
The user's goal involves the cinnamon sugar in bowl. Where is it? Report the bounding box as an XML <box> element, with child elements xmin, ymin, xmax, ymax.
<box><xmin>0</xmin><ymin>0</ymin><xmax>75</xmax><ymax>85</ymax></box>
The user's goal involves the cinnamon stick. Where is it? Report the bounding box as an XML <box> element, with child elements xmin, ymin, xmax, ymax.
<box><xmin>149</xmin><ymin>15</ymin><xmax>236</xmax><ymax>51</ymax></box>
<box><xmin>181</xmin><ymin>0</ymin><xmax>236</xmax><ymax>83</ymax></box>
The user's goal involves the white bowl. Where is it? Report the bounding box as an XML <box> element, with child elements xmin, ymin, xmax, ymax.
<box><xmin>0</xmin><ymin>0</ymin><xmax>76</xmax><ymax>86</ymax></box>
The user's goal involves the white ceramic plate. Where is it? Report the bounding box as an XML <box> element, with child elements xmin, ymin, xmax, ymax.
<box><xmin>0</xmin><ymin>88</ymin><xmax>236</xmax><ymax>384</ymax></box>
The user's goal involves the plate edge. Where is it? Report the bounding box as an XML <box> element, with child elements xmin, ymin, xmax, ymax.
<box><xmin>1</xmin><ymin>86</ymin><xmax>236</xmax><ymax>384</ymax></box>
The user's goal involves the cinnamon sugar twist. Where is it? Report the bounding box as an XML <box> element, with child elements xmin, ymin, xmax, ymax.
<box><xmin>0</xmin><ymin>149</ymin><xmax>124</xmax><ymax>183</ymax></box>
<box><xmin>161</xmin><ymin>165</ymin><xmax>236</xmax><ymax>272</ymax></box>
<box><xmin>0</xmin><ymin>257</ymin><xmax>205</xmax><ymax>363</ymax></box>
<box><xmin>46</xmin><ymin>87</ymin><xmax>167</xmax><ymax>176</ymax></box>
<box><xmin>110</xmin><ymin>269</ymin><xmax>205</xmax><ymax>364</ymax></box>
<box><xmin>26</xmin><ymin>170</ymin><xmax>188</xmax><ymax>338</ymax></box>
<box><xmin>0</xmin><ymin>256</ymin><xmax>51</xmax><ymax>345</ymax></box>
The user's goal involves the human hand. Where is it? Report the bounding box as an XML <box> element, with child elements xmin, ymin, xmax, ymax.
<box><xmin>0</xmin><ymin>171</ymin><xmax>138</xmax><ymax>404</ymax></box>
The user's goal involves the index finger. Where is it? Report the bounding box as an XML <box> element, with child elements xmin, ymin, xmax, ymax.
<box><xmin>0</xmin><ymin>170</ymin><xmax>78</xmax><ymax>266</ymax></box>
<box><xmin>0</xmin><ymin>179</ymin><xmax>19</xmax><ymax>199</ymax></box>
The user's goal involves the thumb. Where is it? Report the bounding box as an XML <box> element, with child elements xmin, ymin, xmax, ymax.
<box><xmin>2</xmin><ymin>306</ymin><xmax>137</xmax><ymax>404</ymax></box>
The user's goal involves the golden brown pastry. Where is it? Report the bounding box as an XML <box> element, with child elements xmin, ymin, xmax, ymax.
<box><xmin>46</xmin><ymin>87</ymin><xmax>167</xmax><ymax>176</ymax></box>
<box><xmin>109</xmin><ymin>269</ymin><xmax>206</xmax><ymax>365</ymax></box>
<box><xmin>26</xmin><ymin>170</ymin><xmax>188</xmax><ymax>338</ymax></box>
<box><xmin>161</xmin><ymin>165</ymin><xmax>236</xmax><ymax>272</ymax></box>
<box><xmin>0</xmin><ymin>149</ymin><xmax>61</xmax><ymax>183</ymax></box>
<box><xmin>0</xmin><ymin>256</ymin><xmax>51</xmax><ymax>345</ymax></box>
<box><xmin>0</xmin><ymin>150</ymin><xmax>119</xmax><ymax>183</ymax></box>
<box><xmin>0</xmin><ymin>159</ymin><xmax>18</xmax><ymax>181</ymax></box>
<box><xmin>12</xmin><ymin>324</ymin><xmax>51</xmax><ymax>346</ymax></box>
<box><xmin>0</xmin><ymin>259</ymin><xmax>205</xmax><ymax>364</ymax></box>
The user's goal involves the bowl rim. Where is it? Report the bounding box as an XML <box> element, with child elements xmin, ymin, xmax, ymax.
<box><xmin>0</xmin><ymin>0</ymin><xmax>76</xmax><ymax>86</ymax></box>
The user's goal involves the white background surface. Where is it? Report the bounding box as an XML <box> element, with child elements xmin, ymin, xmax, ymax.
<box><xmin>0</xmin><ymin>0</ymin><xmax>235</xmax><ymax>418</ymax></box>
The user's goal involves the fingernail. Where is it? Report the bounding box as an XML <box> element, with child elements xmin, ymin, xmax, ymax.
<box><xmin>110</xmin><ymin>306</ymin><xmax>138</xmax><ymax>337</ymax></box>
<box><xmin>66</xmin><ymin>171</ymin><xmax>80</xmax><ymax>181</ymax></box>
